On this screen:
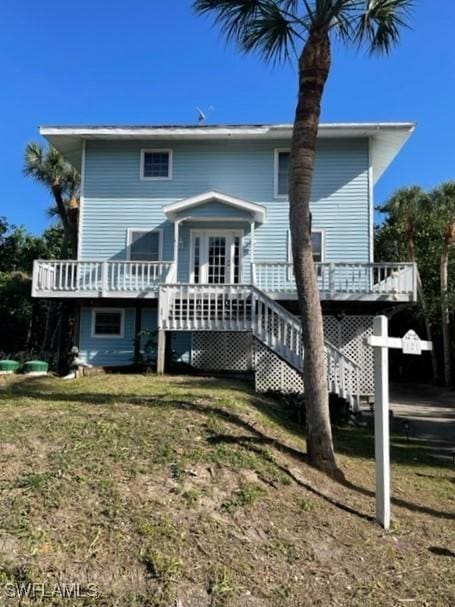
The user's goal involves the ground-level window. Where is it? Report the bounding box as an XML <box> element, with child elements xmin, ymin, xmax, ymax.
<box><xmin>92</xmin><ymin>309</ymin><xmax>124</xmax><ymax>338</ymax></box>
<box><xmin>128</xmin><ymin>229</ymin><xmax>162</xmax><ymax>261</ymax></box>
<box><xmin>274</xmin><ymin>149</ymin><xmax>290</xmax><ymax>197</ymax></box>
<box><xmin>140</xmin><ymin>149</ymin><xmax>173</xmax><ymax>180</ymax></box>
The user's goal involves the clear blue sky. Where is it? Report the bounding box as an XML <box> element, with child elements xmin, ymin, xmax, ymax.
<box><xmin>0</xmin><ymin>0</ymin><xmax>453</xmax><ymax>235</ymax></box>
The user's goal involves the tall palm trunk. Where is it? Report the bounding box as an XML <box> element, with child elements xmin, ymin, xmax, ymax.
<box><xmin>406</xmin><ymin>233</ymin><xmax>439</xmax><ymax>382</ymax></box>
<box><xmin>440</xmin><ymin>239</ymin><xmax>452</xmax><ymax>386</ymax></box>
<box><xmin>289</xmin><ymin>29</ymin><xmax>340</xmax><ymax>479</ymax></box>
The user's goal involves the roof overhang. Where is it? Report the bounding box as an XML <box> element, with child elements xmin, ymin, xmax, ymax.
<box><xmin>163</xmin><ymin>191</ymin><xmax>266</xmax><ymax>223</ymax></box>
<box><xmin>40</xmin><ymin>122</ymin><xmax>415</xmax><ymax>184</ymax></box>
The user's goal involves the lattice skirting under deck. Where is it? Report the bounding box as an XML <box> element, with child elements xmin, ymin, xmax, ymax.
<box><xmin>191</xmin><ymin>331</ymin><xmax>253</xmax><ymax>371</ymax></box>
<box><xmin>190</xmin><ymin>316</ymin><xmax>374</xmax><ymax>396</ymax></box>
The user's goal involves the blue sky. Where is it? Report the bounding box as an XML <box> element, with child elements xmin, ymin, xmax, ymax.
<box><xmin>0</xmin><ymin>0</ymin><xmax>453</xmax><ymax>234</ymax></box>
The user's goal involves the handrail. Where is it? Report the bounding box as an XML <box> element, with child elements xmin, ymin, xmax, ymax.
<box><xmin>252</xmin><ymin>261</ymin><xmax>417</xmax><ymax>300</ymax></box>
<box><xmin>159</xmin><ymin>283</ymin><xmax>361</xmax><ymax>408</ymax></box>
<box><xmin>32</xmin><ymin>259</ymin><xmax>175</xmax><ymax>295</ymax></box>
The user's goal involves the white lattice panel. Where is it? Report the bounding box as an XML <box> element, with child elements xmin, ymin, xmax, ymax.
<box><xmin>254</xmin><ymin>340</ymin><xmax>304</xmax><ymax>394</ymax></box>
<box><xmin>192</xmin><ymin>332</ymin><xmax>252</xmax><ymax>371</ymax></box>
<box><xmin>323</xmin><ymin>315</ymin><xmax>374</xmax><ymax>396</ymax></box>
<box><xmin>254</xmin><ymin>316</ymin><xmax>374</xmax><ymax>396</ymax></box>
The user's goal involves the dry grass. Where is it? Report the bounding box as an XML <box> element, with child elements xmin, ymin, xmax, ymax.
<box><xmin>0</xmin><ymin>373</ymin><xmax>453</xmax><ymax>606</ymax></box>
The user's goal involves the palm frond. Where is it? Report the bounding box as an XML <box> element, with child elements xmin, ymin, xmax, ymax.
<box><xmin>241</xmin><ymin>2</ymin><xmax>303</xmax><ymax>62</ymax></box>
<box><xmin>193</xmin><ymin>0</ymin><xmax>305</xmax><ymax>63</ymax></box>
<box><xmin>354</xmin><ymin>0</ymin><xmax>414</xmax><ymax>54</ymax></box>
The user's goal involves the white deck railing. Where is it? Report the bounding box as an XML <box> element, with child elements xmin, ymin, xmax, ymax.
<box><xmin>252</xmin><ymin>261</ymin><xmax>417</xmax><ymax>300</ymax></box>
<box><xmin>32</xmin><ymin>259</ymin><xmax>416</xmax><ymax>303</ymax></box>
<box><xmin>159</xmin><ymin>283</ymin><xmax>361</xmax><ymax>407</ymax></box>
<box><xmin>32</xmin><ymin>260</ymin><xmax>176</xmax><ymax>297</ymax></box>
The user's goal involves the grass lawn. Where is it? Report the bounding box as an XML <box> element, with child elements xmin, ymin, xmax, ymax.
<box><xmin>0</xmin><ymin>373</ymin><xmax>453</xmax><ymax>606</ymax></box>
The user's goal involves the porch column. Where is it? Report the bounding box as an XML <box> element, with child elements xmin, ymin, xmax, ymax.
<box><xmin>173</xmin><ymin>219</ymin><xmax>181</xmax><ymax>281</ymax></box>
<box><xmin>250</xmin><ymin>220</ymin><xmax>255</xmax><ymax>284</ymax></box>
<box><xmin>157</xmin><ymin>329</ymin><xmax>166</xmax><ymax>374</ymax></box>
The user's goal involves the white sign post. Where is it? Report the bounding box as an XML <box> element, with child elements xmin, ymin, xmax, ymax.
<box><xmin>367</xmin><ymin>316</ymin><xmax>432</xmax><ymax>530</ymax></box>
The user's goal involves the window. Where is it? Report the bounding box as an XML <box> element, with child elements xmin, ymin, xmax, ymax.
<box><xmin>92</xmin><ymin>309</ymin><xmax>124</xmax><ymax>338</ymax></box>
<box><xmin>274</xmin><ymin>149</ymin><xmax>290</xmax><ymax>197</ymax></box>
<box><xmin>310</xmin><ymin>232</ymin><xmax>323</xmax><ymax>263</ymax></box>
<box><xmin>128</xmin><ymin>229</ymin><xmax>162</xmax><ymax>261</ymax></box>
<box><xmin>141</xmin><ymin>149</ymin><xmax>172</xmax><ymax>180</ymax></box>
<box><xmin>288</xmin><ymin>230</ymin><xmax>324</xmax><ymax>265</ymax></box>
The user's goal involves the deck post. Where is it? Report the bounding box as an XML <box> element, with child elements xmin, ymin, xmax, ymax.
<box><xmin>101</xmin><ymin>261</ymin><xmax>108</xmax><ymax>297</ymax></box>
<box><xmin>157</xmin><ymin>329</ymin><xmax>166</xmax><ymax>375</ymax></box>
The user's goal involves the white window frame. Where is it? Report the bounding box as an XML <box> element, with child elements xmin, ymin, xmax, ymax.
<box><xmin>140</xmin><ymin>148</ymin><xmax>173</xmax><ymax>181</ymax></box>
<box><xmin>189</xmin><ymin>229</ymin><xmax>244</xmax><ymax>284</ymax></box>
<box><xmin>287</xmin><ymin>229</ymin><xmax>325</xmax><ymax>280</ymax></box>
<box><xmin>91</xmin><ymin>308</ymin><xmax>125</xmax><ymax>339</ymax></box>
<box><xmin>274</xmin><ymin>148</ymin><xmax>290</xmax><ymax>199</ymax></box>
<box><xmin>287</xmin><ymin>229</ymin><xmax>325</xmax><ymax>264</ymax></box>
<box><xmin>126</xmin><ymin>228</ymin><xmax>163</xmax><ymax>261</ymax></box>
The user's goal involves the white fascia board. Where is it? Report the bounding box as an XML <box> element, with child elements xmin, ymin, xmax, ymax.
<box><xmin>163</xmin><ymin>190</ymin><xmax>266</xmax><ymax>223</ymax></box>
<box><xmin>40</xmin><ymin>122</ymin><xmax>414</xmax><ymax>139</ymax></box>
<box><xmin>40</xmin><ymin>122</ymin><xmax>415</xmax><ymax>181</ymax></box>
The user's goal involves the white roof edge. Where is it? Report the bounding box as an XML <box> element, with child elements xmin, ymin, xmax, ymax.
<box><xmin>40</xmin><ymin>122</ymin><xmax>415</xmax><ymax>138</ymax></box>
<box><xmin>40</xmin><ymin>122</ymin><xmax>415</xmax><ymax>182</ymax></box>
<box><xmin>163</xmin><ymin>190</ymin><xmax>266</xmax><ymax>223</ymax></box>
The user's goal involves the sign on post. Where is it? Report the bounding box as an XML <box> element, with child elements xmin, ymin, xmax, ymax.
<box><xmin>367</xmin><ymin>316</ymin><xmax>432</xmax><ymax>530</ymax></box>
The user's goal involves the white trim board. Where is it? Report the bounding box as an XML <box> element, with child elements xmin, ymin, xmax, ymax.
<box><xmin>163</xmin><ymin>191</ymin><xmax>266</xmax><ymax>224</ymax></box>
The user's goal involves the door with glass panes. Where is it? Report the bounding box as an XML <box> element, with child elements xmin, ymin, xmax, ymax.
<box><xmin>190</xmin><ymin>230</ymin><xmax>242</xmax><ymax>284</ymax></box>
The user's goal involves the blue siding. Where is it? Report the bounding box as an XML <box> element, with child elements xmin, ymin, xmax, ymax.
<box><xmin>81</xmin><ymin>138</ymin><xmax>370</xmax><ymax>268</ymax></box>
<box><xmin>79</xmin><ymin>306</ymin><xmax>160</xmax><ymax>366</ymax></box>
<box><xmin>79</xmin><ymin>307</ymin><xmax>136</xmax><ymax>366</ymax></box>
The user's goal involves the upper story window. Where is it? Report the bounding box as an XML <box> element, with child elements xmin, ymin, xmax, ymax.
<box><xmin>92</xmin><ymin>309</ymin><xmax>124</xmax><ymax>338</ymax></box>
<box><xmin>274</xmin><ymin>149</ymin><xmax>290</xmax><ymax>198</ymax></box>
<box><xmin>128</xmin><ymin>229</ymin><xmax>162</xmax><ymax>261</ymax></box>
<box><xmin>140</xmin><ymin>149</ymin><xmax>173</xmax><ymax>180</ymax></box>
<box><xmin>288</xmin><ymin>230</ymin><xmax>324</xmax><ymax>264</ymax></box>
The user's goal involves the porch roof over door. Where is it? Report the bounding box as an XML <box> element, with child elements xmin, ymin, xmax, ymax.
<box><xmin>162</xmin><ymin>190</ymin><xmax>266</xmax><ymax>224</ymax></box>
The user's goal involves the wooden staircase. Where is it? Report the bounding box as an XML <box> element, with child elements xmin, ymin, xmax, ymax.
<box><xmin>159</xmin><ymin>284</ymin><xmax>361</xmax><ymax>409</ymax></box>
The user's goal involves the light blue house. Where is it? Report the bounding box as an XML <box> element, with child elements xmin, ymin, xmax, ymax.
<box><xmin>32</xmin><ymin>123</ymin><xmax>416</xmax><ymax>405</ymax></box>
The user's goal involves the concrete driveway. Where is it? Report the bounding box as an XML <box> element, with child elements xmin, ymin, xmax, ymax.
<box><xmin>389</xmin><ymin>383</ymin><xmax>455</xmax><ymax>462</ymax></box>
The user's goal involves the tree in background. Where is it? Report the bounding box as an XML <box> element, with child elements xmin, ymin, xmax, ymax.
<box><xmin>377</xmin><ymin>187</ymin><xmax>439</xmax><ymax>382</ymax></box>
<box><xmin>24</xmin><ymin>143</ymin><xmax>80</xmax><ymax>258</ymax></box>
<box><xmin>194</xmin><ymin>0</ymin><xmax>414</xmax><ymax>477</ymax></box>
<box><xmin>430</xmin><ymin>182</ymin><xmax>455</xmax><ymax>387</ymax></box>
<box><xmin>23</xmin><ymin>144</ymin><xmax>80</xmax><ymax>372</ymax></box>
<box><xmin>0</xmin><ymin>218</ymin><xmax>63</xmax><ymax>357</ymax></box>
<box><xmin>376</xmin><ymin>184</ymin><xmax>455</xmax><ymax>387</ymax></box>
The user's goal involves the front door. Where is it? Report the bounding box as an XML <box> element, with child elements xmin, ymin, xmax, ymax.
<box><xmin>190</xmin><ymin>230</ymin><xmax>242</xmax><ymax>284</ymax></box>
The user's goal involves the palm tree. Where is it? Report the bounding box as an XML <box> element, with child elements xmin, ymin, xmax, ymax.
<box><xmin>430</xmin><ymin>182</ymin><xmax>455</xmax><ymax>387</ymax></box>
<box><xmin>24</xmin><ymin>143</ymin><xmax>80</xmax><ymax>258</ymax></box>
<box><xmin>379</xmin><ymin>187</ymin><xmax>439</xmax><ymax>383</ymax></box>
<box><xmin>194</xmin><ymin>0</ymin><xmax>414</xmax><ymax>477</ymax></box>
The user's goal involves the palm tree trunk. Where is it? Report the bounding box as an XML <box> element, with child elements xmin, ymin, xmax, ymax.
<box><xmin>51</xmin><ymin>183</ymin><xmax>72</xmax><ymax>258</ymax></box>
<box><xmin>416</xmin><ymin>271</ymin><xmax>439</xmax><ymax>382</ymax></box>
<box><xmin>407</xmin><ymin>236</ymin><xmax>439</xmax><ymax>382</ymax></box>
<box><xmin>440</xmin><ymin>243</ymin><xmax>452</xmax><ymax>386</ymax></box>
<box><xmin>289</xmin><ymin>29</ymin><xmax>341</xmax><ymax>479</ymax></box>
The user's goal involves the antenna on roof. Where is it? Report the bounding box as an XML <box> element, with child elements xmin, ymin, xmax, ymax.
<box><xmin>196</xmin><ymin>108</ymin><xmax>206</xmax><ymax>124</ymax></box>
<box><xmin>196</xmin><ymin>106</ymin><xmax>214</xmax><ymax>125</ymax></box>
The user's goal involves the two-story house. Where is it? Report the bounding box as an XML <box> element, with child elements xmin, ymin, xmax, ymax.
<box><xmin>32</xmin><ymin>122</ymin><xmax>416</xmax><ymax>408</ymax></box>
